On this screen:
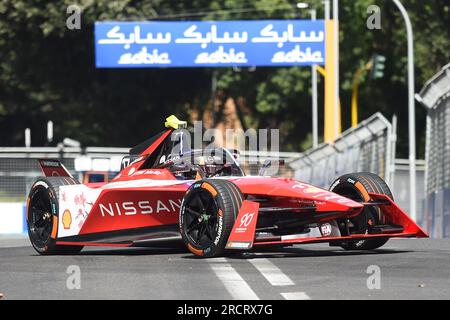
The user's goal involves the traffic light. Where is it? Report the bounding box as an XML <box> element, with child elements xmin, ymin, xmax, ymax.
<box><xmin>370</xmin><ymin>54</ymin><xmax>386</xmax><ymax>79</ymax></box>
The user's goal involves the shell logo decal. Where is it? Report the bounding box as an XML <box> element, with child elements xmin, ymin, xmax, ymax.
<box><xmin>62</xmin><ymin>209</ymin><xmax>72</xmax><ymax>229</ymax></box>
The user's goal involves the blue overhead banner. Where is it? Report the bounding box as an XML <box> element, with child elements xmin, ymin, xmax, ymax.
<box><xmin>95</xmin><ymin>20</ymin><xmax>325</xmax><ymax>68</ymax></box>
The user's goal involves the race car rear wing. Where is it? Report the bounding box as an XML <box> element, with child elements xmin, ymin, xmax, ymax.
<box><xmin>38</xmin><ymin>159</ymin><xmax>75</xmax><ymax>180</ymax></box>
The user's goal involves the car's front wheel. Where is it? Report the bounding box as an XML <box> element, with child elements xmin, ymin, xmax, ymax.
<box><xmin>329</xmin><ymin>172</ymin><xmax>392</xmax><ymax>250</ymax></box>
<box><xmin>179</xmin><ymin>179</ymin><xmax>242</xmax><ymax>258</ymax></box>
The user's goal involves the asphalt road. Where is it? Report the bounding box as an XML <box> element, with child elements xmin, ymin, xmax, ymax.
<box><xmin>0</xmin><ymin>237</ymin><xmax>449</xmax><ymax>300</ymax></box>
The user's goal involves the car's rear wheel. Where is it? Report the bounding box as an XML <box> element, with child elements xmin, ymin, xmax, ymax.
<box><xmin>180</xmin><ymin>179</ymin><xmax>242</xmax><ymax>258</ymax></box>
<box><xmin>27</xmin><ymin>177</ymin><xmax>83</xmax><ymax>255</ymax></box>
<box><xmin>329</xmin><ymin>172</ymin><xmax>392</xmax><ymax>250</ymax></box>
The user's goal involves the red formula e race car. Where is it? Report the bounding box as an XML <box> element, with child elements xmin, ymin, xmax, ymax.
<box><xmin>26</xmin><ymin>116</ymin><xmax>427</xmax><ymax>258</ymax></box>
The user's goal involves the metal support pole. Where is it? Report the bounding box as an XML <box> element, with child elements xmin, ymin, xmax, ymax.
<box><xmin>47</xmin><ymin>120</ymin><xmax>53</xmax><ymax>144</ymax></box>
<box><xmin>333</xmin><ymin>0</ymin><xmax>340</xmax><ymax>139</ymax></box>
<box><xmin>25</xmin><ymin>128</ymin><xmax>31</xmax><ymax>148</ymax></box>
<box><xmin>323</xmin><ymin>0</ymin><xmax>330</xmax><ymax>20</ymax></box>
<box><xmin>211</xmin><ymin>70</ymin><xmax>217</xmax><ymax>127</ymax></box>
<box><xmin>312</xmin><ymin>67</ymin><xmax>318</xmax><ymax>148</ymax></box>
<box><xmin>393</xmin><ymin>0</ymin><xmax>416</xmax><ymax>221</ymax></box>
<box><xmin>323</xmin><ymin>0</ymin><xmax>335</xmax><ymax>143</ymax></box>
<box><xmin>389</xmin><ymin>114</ymin><xmax>398</xmax><ymax>187</ymax></box>
<box><xmin>311</xmin><ymin>9</ymin><xmax>318</xmax><ymax>148</ymax></box>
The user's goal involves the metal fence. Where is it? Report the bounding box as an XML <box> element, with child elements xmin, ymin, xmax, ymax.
<box><xmin>0</xmin><ymin>147</ymin><xmax>128</xmax><ymax>202</ymax></box>
<box><xmin>391</xmin><ymin>158</ymin><xmax>425</xmax><ymax>223</ymax></box>
<box><xmin>0</xmin><ymin>146</ymin><xmax>300</xmax><ymax>202</ymax></box>
<box><xmin>288</xmin><ymin>112</ymin><xmax>396</xmax><ymax>189</ymax></box>
<box><xmin>418</xmin><ymin>63</ymin><xmax>450</xmax><ymax>238</ymax></box>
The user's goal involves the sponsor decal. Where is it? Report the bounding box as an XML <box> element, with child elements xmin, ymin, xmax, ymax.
<box><xmin>40</xmin><ymin>160</ymin><xmax>61</xmax><ymax>167</ymax></box>
<box><xmin>121</xmin><ymin>156</ymin><xmax>144</xmax><ymax>169</ymax></box>
<box><xmin>292</xmin><ymin>182</ymin><xmax>312</xmax><ymax>190</ymax></box>
<box><xmin>330</xmin><ymin>179</ymin><xmax>340</xmax><ymax>190</ymax></box>
<box><xmin>239</xmin><ymin>212</ymin><xmax>255</xmax><ymax>228</ymax></box>
<box><xmin>99</xmin><ymin>199</ymin><xmax>182</xmax><ymax>217</ymax></box>
<box><xmin>293</xmin><ymin>183</ymin><xmax>323</xmax><ymax>193</ymax></box>
<box><xmin>347</xmin><ymin>178</ymin><xmax>356</xmax><ymax>184</ymax></box>
<box><xmin>227</xmin><ymin>241</ymin><xmax>252</xmax><ymax>249</ymax></box>
<box><xmin>62</xmin><ymin>209</ymin><xmax>72</xmax><ymax>229</ymax></box>
<box><xmin>34</xmin><ymin>181</ymin><xmax>49</xmax><ymax>189</ymax></box>
<box><xmin>304</xmin><ymin>186</ymin><xmax>323</xmax><ymax>194</ymax></box>
<box><xmin>320</xmin><ymin>223</ymin><xmax>332</xmax><ymax>236</ymax></box>
<box><xmin>230</xmin><ymin>212</ymin><xmax>255</xmax><ymax>234</ymax></box>
<box><xmin>74</xmin><ymin>193</ymin><xmax>87</xmax><ymax>207</ymax></box>
<box><xmin>213</xmin><ymin>214</ymin><xmax>223</xmax><ymax>245</ymax></box>
<box><xmin>58</xmin><ymin>185</ymin><xmax>101</xmax><ymax>238</ymax></box>
<box><xmin>129</xmin><ymin>169</ymin><xmax>164</xmax><ymax>176</ymax></box>
<box><xmin>179</xmin><ymin>199</ymin><xmax>186</xmax><ymax>228</ymax></box>
<box><xmin>127</xmin><ymin>167</ymin><xmax>136</xmax><ymax>176</ymax></box>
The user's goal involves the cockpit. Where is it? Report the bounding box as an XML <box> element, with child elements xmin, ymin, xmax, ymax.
<box><xmin>122</xmin><ymin>121</ymin><xmax>245</xmax><ymax>180</ymax></box>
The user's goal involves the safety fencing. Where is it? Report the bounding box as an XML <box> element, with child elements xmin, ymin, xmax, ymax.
<box><xmin>0</xmin><ymin>147</ymin><xmax>128</xmax><ymax>202</ymax></box>
<box><xmin>0</xmin><ymin>147</ymin><xmax>127</xmax><ymax>234</ymax></box>
<box><xmin>418</xmin><ymin>63</ymin><xmax>450</xmax><ymax>238</ymax></box>
<box><xmin>288</xmin><ymin>113</ymin><xmax>431</xmax><ymax>230</ymax></box>
<box><xmin>288</xmin><ymin>112</ymin><xmax>396</xmax><ymax>189</ymax></box>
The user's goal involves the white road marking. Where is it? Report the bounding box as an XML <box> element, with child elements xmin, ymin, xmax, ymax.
<box><xmin>249</xmin><ymin>258</ymin><xmax>295</xmax><ymax>286</ymax></box>
<box><xmin>281</xmin><ymin>292</ymin><xmax>311</xmax><ymax>300</ymax></box>
<box><xmin>210</xmin><ymin>263</ymin><xmax>260</xmax><ymax>300</ymax></box>
<box><xmin>205</xmin><ymin>257</ymin><xmax>228</xmax><ymax>263</ymax></box>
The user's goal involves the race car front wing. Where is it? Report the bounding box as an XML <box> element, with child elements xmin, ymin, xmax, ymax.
<box><xmin>225</xmin><ymin>193</ymin><xmax>428</xmax><ymax>250</ymax></box>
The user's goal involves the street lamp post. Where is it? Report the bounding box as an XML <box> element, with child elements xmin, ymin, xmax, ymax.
<box><xmin>310</xmin><ymin>8</ymin><xmax>318</xmax><ymax>148</ymax></box>
<box><xmin>323</xmin><ymin>0</ymin><xmax>340</xmax><ymax>143</ymax></box>
<box><xmin>324</xmin><ymin>0</ymin><xmax>330</xmax><ymax>19</ymax></box>
<box><xmin>333</xmin><ymin>0</ymin><xmax>339</xmax><ymax>139</ymax></box>
<box><xmin>297</xmin><ymin>2</ymin><xmax>319</xmax><ymax>148</ymax></box>
<box><xmin>393</xmin><ymin>0</ymin><xmax>416</xmax><ymax>221</ymax></box>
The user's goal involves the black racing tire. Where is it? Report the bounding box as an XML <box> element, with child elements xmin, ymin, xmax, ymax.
<box><xmin>329</xmin><ymin>172</ymin><xmax>392</xmax><ymax>250</ymax></box>
<box><xmin>27</xmin><ymin>177</ymin><xmax>84</xmax><ymax>255</ymax></box>
<box><xmin>221</xmin><ymin>179</ymin><xmax>243</xmax><ymax>213</ymax></box>
<box><xmin>180</xmin><ymin>179</ymin><xmax>243</xmax><ymax>258</ymax></box>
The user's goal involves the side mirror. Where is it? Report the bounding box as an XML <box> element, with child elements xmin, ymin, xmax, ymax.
<box><xmin>258</xmin><ymin>159</ymin><xmax>285</xmax><ymax>176</ymax></box>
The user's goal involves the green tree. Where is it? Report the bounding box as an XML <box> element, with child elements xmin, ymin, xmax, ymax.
<box><xmin>0</xmin><ymin>0</ymin><xmax>449</xmax><ymax>158</ymax></box>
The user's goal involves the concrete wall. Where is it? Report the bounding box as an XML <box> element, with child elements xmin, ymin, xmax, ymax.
<box><xmin>0</xmin><ymin>203</ymin><xmax>27</xmax><ymax>234</ymax></box>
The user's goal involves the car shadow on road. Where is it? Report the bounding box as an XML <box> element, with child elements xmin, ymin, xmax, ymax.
<box><xmin>38</xmin><ymin>242</ymin><xmax>412</xmax><ymax>258</ymax></box>
<box><xmin>75</xmin><ymin>242</ymin><xmax>190</xmax><ymax>256</ymax></box>
<box><xmin>223</xmin><ymin>247</ymin><xmax>413</xmax><ymax>260</ymax></box>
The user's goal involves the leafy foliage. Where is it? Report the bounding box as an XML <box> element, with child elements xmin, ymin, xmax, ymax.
<box><xmin>0</xmin><ymin>0</ymin><xmax>449</xmax><ymax>157</ymax></box>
